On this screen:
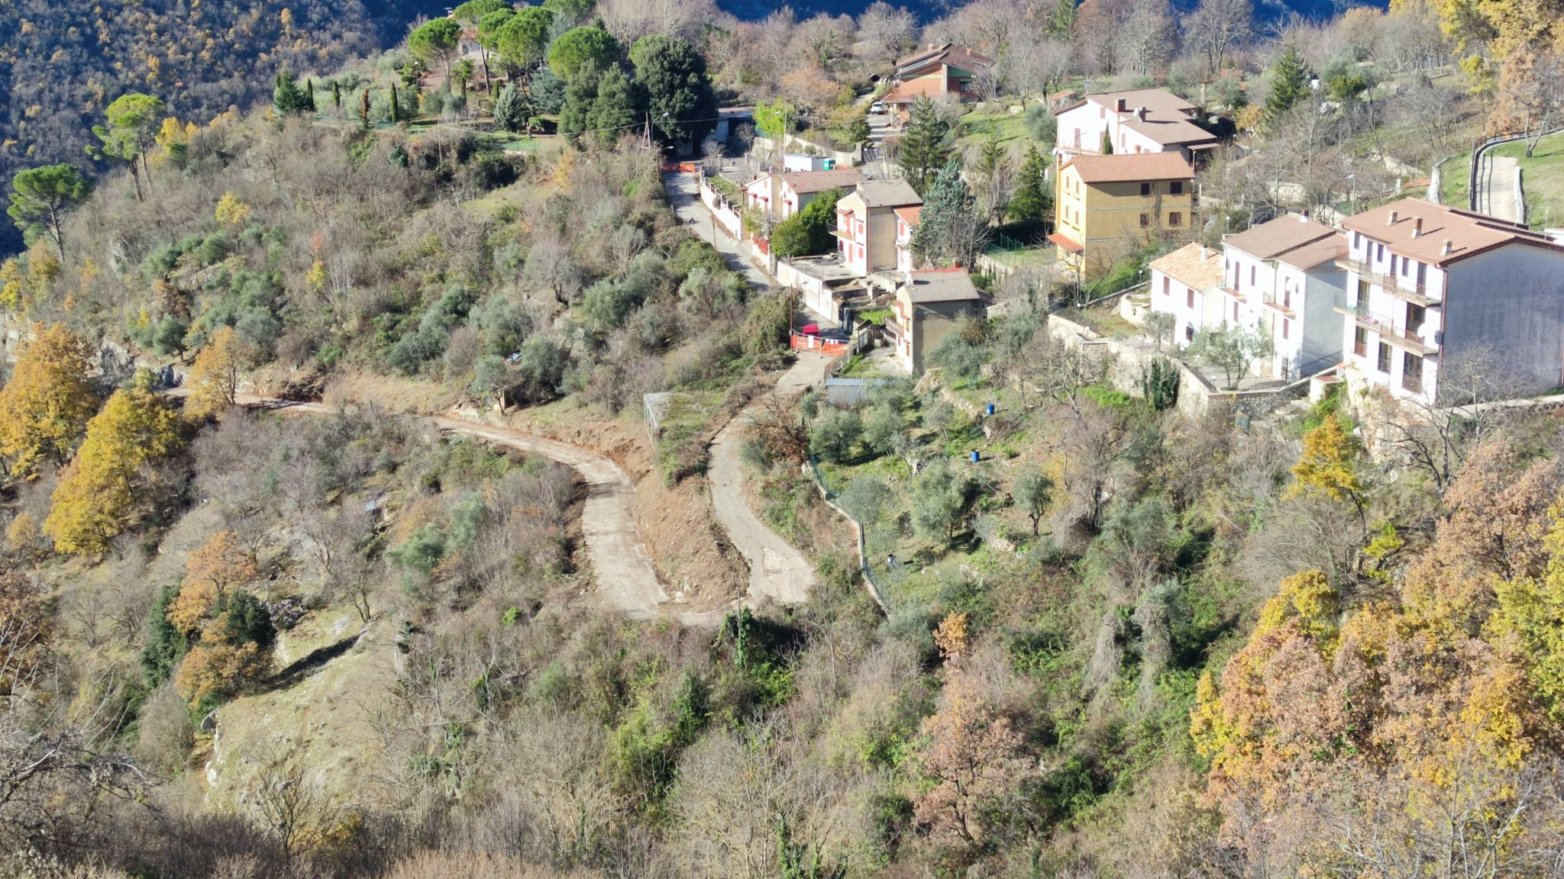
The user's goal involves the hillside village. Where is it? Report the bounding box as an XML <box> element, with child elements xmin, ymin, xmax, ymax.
<box><xmin>3</xmin><ymin>0</ymin><xmax>1564</xmax><ymax>877</ymax></box>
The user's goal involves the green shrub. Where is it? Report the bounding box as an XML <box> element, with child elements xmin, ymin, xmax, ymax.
<box><xmin>809</xmin><ymin>408</ymin><xmax>862</xmax><ymax>463</ymax></box>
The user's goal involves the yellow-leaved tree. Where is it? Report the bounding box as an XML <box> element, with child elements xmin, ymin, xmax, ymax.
<box><xmin>0</xmin><ymin>324</ymin><xmax>98</xmax><ymax>478</ymax></box>
<box><xmin>183</xmin><ymin>325</ymin><xmax>241</xmax><ymax>421</ymax></box>
<box><xmin>43</xmin><ymin>378</ymin><xmax>184</xmax><ymax>555</ymax></box>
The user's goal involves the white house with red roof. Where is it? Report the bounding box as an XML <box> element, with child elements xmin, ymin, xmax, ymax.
<box><xmin>1336</xmin><ymin>198</ymin><xmax>1564</xmax><ymax>405</ymax></box>
<box><xmin>894</xmin><ymin>205</ymin><xmax>921</xmax><ymax>273</ymax></box>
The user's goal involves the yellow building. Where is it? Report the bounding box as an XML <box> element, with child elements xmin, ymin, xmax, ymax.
<box><xmin>1049</xmin><ymin>152</ymin><xmax>1196</xmax><ymax>276</ymax></box>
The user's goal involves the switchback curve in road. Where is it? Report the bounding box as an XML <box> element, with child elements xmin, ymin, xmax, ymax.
<box><xmin>237</xmin><ymin>398</ymin><xmax>706</xmax><ymax>623</ymax></box>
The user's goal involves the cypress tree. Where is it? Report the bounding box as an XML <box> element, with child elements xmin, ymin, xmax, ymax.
<box><xmin>332</xmin><ymin>80</ymin><xmax>342</xmax><ymax>109</ymax></box>
<box><xmin>390</xmin><ymin>83</ymin><xmax>402</xmax><ymax>123</ymax></box>
<box><xmin>359</xmin><ymin>88</ymin><xmax>370</xmax><ymax>128</ymax></box>
<box><xmin>305</xmin><ymin>79</ymin><xmax>316</xmax><ymax>112</ymax></box>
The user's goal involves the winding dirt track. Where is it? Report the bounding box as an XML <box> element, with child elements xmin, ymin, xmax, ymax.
<box><xmin>241</xmin><ymin>398</ymin><xmax>715</xmax><ymax>623</ymax></box>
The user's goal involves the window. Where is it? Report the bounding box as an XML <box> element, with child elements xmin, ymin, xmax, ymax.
<box><xmin>1140</xmin><ymin>182</ymin><xmax>1152</xmax><ymax>196</ymax></box>
<box><xmin>1169</xmin><ymin>212</ymin><xmax>1183</xmax><ymax>227</ymax></box>
<box><xmin>1354</xmin><ymin>326</ymin><xmax>1367</xmax><ymax>356</ymax></box>
<box><xmin>1376</xmin><ymin>243</ymin><xmax>1385</xmax><ymax>261</ymax></box>
<box><xmin>1357</xmin><ymin>279</ymin><xmax>1370</xmax><ymax>306</ymax></box>
<box><xmin>1403</xmin><ymin>352</ymin><xmax>1423</xmax><ymax>391</ymax></box>
<box><xmin>1389</xmin><ymin>254</ymin><xmax>1398</xmax><ymax>276</ymax></box>
<box><xmin>1406</xmin><ymin>303</ymin><xmax>1425</xmax><ymax>333</ymax></box>
<box><xmin>1282</xmin><ymin>319</ymin><xmax>1290</xmax><ymax>340</ymax></box>
<box><xmin>1249</xmin><ymin>265</ymin><xmax>1256</xmax><ymax>286</ymax></box>
<box><xmin>1171</xmin><ymin>181</ymin><xmax>1184</xmax><ymax>194</ymax></box>
<box><xmin>1232</xmin><ymin>302</ymin><xmax>1239</xmax><ymax>322</ymax></box>
<box><xmin>1353</xmin><ymin>231</ymin><xmax>1361</xmax><ymax>249</ymax></box>
<box><xmin>1162</xmin><ymin>277</ymin><xmax>1170</xmax><ymax>297</ymax></box>
<box><xmin>1282</xmin><ymin>287</ymin><xmax>1291</xmax><ymax>309</ymax></box>
<box><xmin>1185</xmin><ymin>325</ymin><xmax>1195</xmax><ymax>342</ymax></box>
<box><xmin>1187</xmin><ymin>288</ymin><xmax>1195</xmax><ymax>309</ymax></box>
<box><xmin>1377</xmin><ymin>342</ymin><xmax>1391</xmax><ymax>373</ymax></box>
<box><xmin>1140</xmin><ymin>213</ymin><xmax>1150</xmax><ymax>227</ymax></box>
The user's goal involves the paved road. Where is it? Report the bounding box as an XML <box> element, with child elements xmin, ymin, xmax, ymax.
<box><xmin>236</xmin><ymin>397</ymin><xmax>702</xmax><ymax>623</ymax></box>
<box><xmin>663</xmin><ymin>170</ymin><xmax>776</xmax><ymax>290</ymax></box>
<box><xmin>1475</xmin><ymin>152</ymin><xmax>1521</xmax><ymax>223</ymax></box>
<box><xmin>707</xmin><ymin>353</ymin><xmax>833</xmax><ymax>607</ymax></box>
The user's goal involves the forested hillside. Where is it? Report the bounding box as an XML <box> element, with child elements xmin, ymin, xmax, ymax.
<box><xmin>0</xmin><ymin>0</ymin><xmax>425</xmax><ymax>252</ymax></box>
<box><xmin>2</xmin><ymin>0</ymin><xmax>1563</xmax><ymax>875</ymax></box>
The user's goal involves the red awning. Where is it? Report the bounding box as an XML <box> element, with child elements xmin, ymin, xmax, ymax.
<box><xmin>1047</xmin><ymin>232</ymin><xmax>1083</xmax><ymax>254</ymax></box>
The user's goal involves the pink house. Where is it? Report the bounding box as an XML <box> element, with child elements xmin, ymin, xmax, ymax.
<box><xmin>894</xmin><ymin>206</ymin><xmax>922</xmax><ymax>273</ymax></box>
<box><xmin>835</xmin><ymin>180</ymin><xmax>923</xmax><ymax>278</ymax></box>
<box><xmin>1053</xmin><ymin>88</ymin><xmax>1218</xmax><ymax>163</ymax></box>
<box><xmin>743</xmin><ymin>168</ymin><xmax>864</xmax><ymax>220</ymax></box>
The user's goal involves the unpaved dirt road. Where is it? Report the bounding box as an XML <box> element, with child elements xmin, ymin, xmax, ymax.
<box><xmin>706</xmin><ymin>353</ymin><xmax>833</xmax><ymax>607</ymax></box>
<box><xmin>239</xmin><ymin>398</ymin><xmax>714</xmax><ymax>623</ymax></box>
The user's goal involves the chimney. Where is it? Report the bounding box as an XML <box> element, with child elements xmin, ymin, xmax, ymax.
<box><xmin>1411</xmin><ymin>218</ymin><xmax>1422</xmax><ymax>238</ymax></box>
<box><xmin>1441</xmin><ymin>239</ymin><xmax>1453</xmax><ymax>256</ymax></box>
<box><xmin>1199</xmin><ymin>245</ymin><xmax>1209</xmax><ymax>260</ymax></box>
<box><xmin>1388</xmin><ymin>210</ymin><xmax>1399</xmax><ymax>225</ymax></box>
<box><xmin>1116</xmin><ymin>98</ymin><xmax>1128</xmax><ymax>113</ymax></box>
<box><xmin>1136</xmin><ymin>106</ymin><xmax>1148</xmax><ymax>121</ymax></box>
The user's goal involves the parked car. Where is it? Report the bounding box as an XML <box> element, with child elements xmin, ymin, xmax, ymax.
<box><xmin>869</xmin><ymin>101</ymin><xmax>886</xmax><ymax>115</ymax></box>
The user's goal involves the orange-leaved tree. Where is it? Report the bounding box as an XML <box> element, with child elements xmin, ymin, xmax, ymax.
<box><xmin>1191</xmin><ymin>440</ymin><xmax>1564</xmax><ymax>875</ymax></box>
<box><xmin>0</xmin><ymin>323</ymin><xmax>98</xmax><ymax>478</ymax></box>
<box><xmin>183</xmin><ymin>325</ymin><xmax>242</xmax><ymax>421</ymax></box>
<box><xmin>43</xmin><ymin>379</ymin><xmax>184</xmax><ymax>555</ymax></box>
<box><xmin>168</xmin><ymin>529</ymin><xmax>272</xmax><ymax>708</ymax></box>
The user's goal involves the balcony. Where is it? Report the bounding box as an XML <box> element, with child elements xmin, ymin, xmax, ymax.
<box><xmin>1261</xmin><ymin>292</ymin><xmax>1295</xmax><ymax>317</ymax></box>
<box><xmin>1334</xmin><ymin>302</ymin><xmax>1439</xmax><ymax>356</ymax></box>
<box><xmin>1335</xmin><ymin>258</ymin><xmax>1438</xmax><ymax>307</ymax></box>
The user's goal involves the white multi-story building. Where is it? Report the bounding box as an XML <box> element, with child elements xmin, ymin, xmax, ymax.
<box><xmin>1149</xmin><ymin>214</ymin><xmax>1346</xmax><ymax>379</ymax></box>
<box><xmin>1337</xmin><ymin>198</ymin><xmax>1564</xmax><ymax>405</ymax></box>
<box><xmin>1220</xmin><ymin>215</ymin><xmax>1347</xmax><ymax>380</ymax></box>
<box><xmin>1053</xmin><ymin>88</ymin><xmax>1219</xmax><ymax>162</ymax></box>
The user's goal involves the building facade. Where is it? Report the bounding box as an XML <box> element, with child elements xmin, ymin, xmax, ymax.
<box><xmin>1053</xmin><ymin>88</ymin><xmax>1218</xmax><ymax>162</ymax></box>
<box><xmin>889</xmin><ymin>268</ymin><xmax>984</xmax><ymax>375</ymax></box>
<box><xmin>744</xmin><ymin>168</ymin><xmax>863</xmax><ymax>220</ymax></box>
<box><xmin>1337</xmin><ymin>198</ymin><xmax>1564</xmax><ymax>405</ymax></box>
<box><xmin>1220</xmin><ymin>215</ymin><xmax>1347</xmax><ymax>380</ymax></box>
<box><xmin>835</xmin><ymin>179</ymin><xmax>923</xmax><ymax>277</ymax></box>
<box><xmin>1050</xmin><ymin>152</ymin><xmax>1196</xmax><ymax>274</ymax></box>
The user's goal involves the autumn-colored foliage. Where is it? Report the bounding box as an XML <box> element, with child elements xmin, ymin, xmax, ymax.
<box><xmin>915</xmin><ymin>672</ymin><xmax>1025</xmax><ymax>847</ymax></box>
<box><xmin>933</xmin><ymin>611</ymin><xmax>970</xmax><ymax>661</ymax></box>
<box><xmin>1285</xmin><ymin>416</ymin><xmax>1362</xmax><ymax>505</ymax></box>
<box><xmin>43</xmin><ymin>382</ymin><xmax>184</xmax><ymax>555</ymax></box>
<box><xmin>183</xmin><ymin>326</ymin><xmax>242</xmax><ymax>421</ymax></box>
<box><xmin>1193</xmin><ymin>440</ymin><xmax>1564</xmax><ymax>872</ymax></box>
<box><xmin>168</xmin><ymin>530</ymin><xmax>259</xmax><ymax>636</ymax></box>
<box><xmin>0</xmin><ymin>571</ymin><xmax>53</xmax><ymax>693</ymax></box>
<box><xmin>0</xmin><ymin>323</ymin><xmax>98</xmax><ymax>478</ymax></box>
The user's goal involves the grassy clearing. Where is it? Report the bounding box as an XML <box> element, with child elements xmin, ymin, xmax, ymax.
<box><xmin>957</xmin><ymin>107</ymin><xmax>1036</xmax><ymax>148</ymax></box>
<box><xmin>1438</xmin><ymin>153</ymin><xmax>1470</xmax><ymax>206</ymax></box>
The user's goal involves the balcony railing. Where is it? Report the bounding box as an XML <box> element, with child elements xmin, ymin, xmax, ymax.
<box><xmin>1335</xmin><ymin>258</ymin><xmax>1438</xmax><ymax>307</ymax></box>
<box><xmin>1334</xmin><ymin>301</ymin><xmax>1439</xmax><ymax>356</ymax></box>
<box><xmin>1261</xmin><ymin>292</ymin><xmax>1295</xmax><ymax>316</ymax></box>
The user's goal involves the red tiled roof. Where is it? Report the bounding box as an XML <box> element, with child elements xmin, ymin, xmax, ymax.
<box><xmin>1048</xmin><ymin>232</ymin><xmax>1083</xmax><ymax>254</ymax></box>
<box><xmin>1061</xmin><ymin>152</ymin><xmax>1194</xmax><ymax>184</ymax></box>
<box><xmin>1342</xmin><ymin>197</ymin><xmax>1564</xmax><ymax>267</ymax></box>
<box><xmin>894</xmin><ymin>206</ymin><xmax>922</xmax><ymax>226</ymax></box>
<box><xmin>881</xmin><ymin>77</ymin><xmax>946</xmax><ymax>105</ymax></box>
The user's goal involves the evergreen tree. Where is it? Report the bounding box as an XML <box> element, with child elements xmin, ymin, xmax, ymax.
<box><xmin>1265</xmin><ymin>43</ymin><xmax>1310</xmax><ymax>126</ymax></box>
<box><xmin>770</xmin><ymin>188</ymin><xmax>844</xmax><ymax>258</ymax></box>
<box><xmin>332</xmin><ymin>80</ymin><xmax>342</xmax><ymax>109</ymax></box>
<box><xmin>305</xmin><ymin>79</ymin><xmax>316</xmax><ymax>112</ymax></box>
<box><xmin>1049</xmin><ymin>0</ymin><xmax>1077</xmax><ymax>36</ymax></box>
<box><xmin>359</xmin><ymin>88</ymin><xmax>371</xmax><ymax>128</ymax></box>
<box><xmin>630</xmin><ymin>35</ymin><xmax>719</xmax><ymax>146</ymax></box>
<box><xmin>587</xmin><ymin>67</ymin><xmax>645</xmax><ymax>148</ymax></box>
<box><xmin>7</xmin><ymin>164</ymin><xmax>93</xmax><ymax>260</ymax></box>
<box><xmin>898</xmin><ymin>96</ymin><xmax>954</xmax><ymax>195</ymax></box>
<box><xmin>493</xmin><ymin>84</ymin><xmax>531</xmax><ymax>133</ymax></box>
<box><xmin>273</xmin><ymin>70</ymin><xmax>312</xmax><ymax>115</ymax></box>
<box><xmin>559</xmin><ymin>66</ymin><xmax>601</xmax><ymax>143</ymax></box>
<box><xmin>910</xmin><ymin>159</ymin><xmax>989</xmax><ymax>269</ymax></box>
<box><xmin>1009</xmin><ymin>145</ymin><xmax>1050</xmax><ymax>224</ymax></box>
<box><xmin>390</xmin><ymin>83</ymin><xmax>402</xmax><ymax>123</ymax></box>
<box><xmin>1101</xmin><ymin>130</ymin><xmax>1113</xmax><ymax>154</ymax></box>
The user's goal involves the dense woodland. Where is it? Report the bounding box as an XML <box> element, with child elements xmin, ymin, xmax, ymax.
<box><xmin>1</xmin><ymin>0</ymin><xmax>1564</xmax><ymax>877</ymax></box>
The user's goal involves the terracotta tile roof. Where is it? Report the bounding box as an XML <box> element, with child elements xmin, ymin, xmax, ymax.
<box><xmin>1224</xmin><ymin>214</ymin><xmax>1340</xmax><ymax>261</ymax></box>
<box><xmin>1342</xmin><ymin>198</ymin><xmax>1564</xmax><ymax>267</ymax></box>
<box><xmin>780</xmin><ymin>169</ymin><xmax>863</xmax><ymax>194</ymax></box>
<box><xmin>1277</xmin><ymin>234</ymin><xmax>1347</xmax><ymax>270</ymax></box>
<box><xmin>894</xmin><ymin>205</ymin><xmax>922</xmax><ymax>226</ymax></box>
<box><xmin>1055</xmin><ymin>87</ymin><xmax>1196</xmax><ymax>118</ymax></box>
<box><xmin>903</xmin><ymin>268</ymin><xmax>981</xmax><ymax>303</ymax></box>
<box><xmin>1062</xmin><ymin>152</ymin><xmax>1194</xmax><ymax>184</ymax></box>
<box><xmin>854</xmin><ymin>179</ymin><xmax>922</xmax><ymax>208</ymax></box>
<box><xmin>894</xmin><ymin>43</ymin><xmax>994</xmax><ymax>75</ymax></box>
<box><xmin>1121</xmin><ymin>115</ymin><xmax>1218</xmax><ymax>148</ymax></box>
<box><xmin>1048</xmin><ymin>231</ymin><xmax>1084</xmax><ymax>254</ymax></box>
<box><xmin>1150</xmin><ymin>242</ymin><xmax>1222</xmax><ymax>290</ymax></box>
